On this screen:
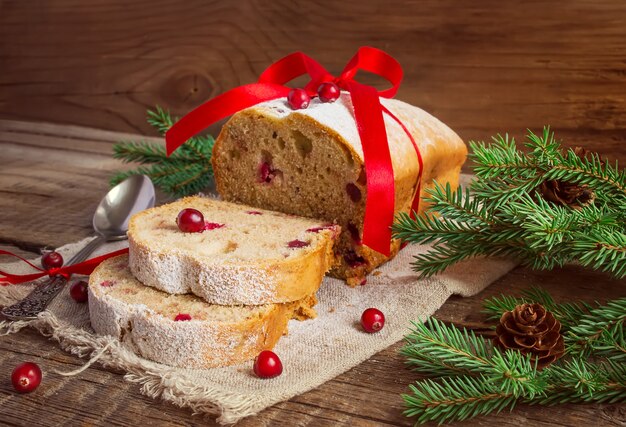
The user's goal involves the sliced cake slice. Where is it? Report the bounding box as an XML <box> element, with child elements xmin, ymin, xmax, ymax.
<box><xmin>128</xmin><ymin>196</ymin><xmax>340</xmax><ymax>305</ymax></box>
<box><xmin>89</xmin><ymin>255</ymin><xmax>317</xmax><ymax>369</ymax></box>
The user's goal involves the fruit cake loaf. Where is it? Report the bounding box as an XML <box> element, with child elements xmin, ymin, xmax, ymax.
<box><xmin>211</xmin><ymin>93</ymin><xmax>467</xmax><ymax>285</ymax></box>
<box><xmin>89</xmin><ymin>255</ymin><xmax>317</xmax><ymax>368</ymax></box>
<box><xmin>128</xmin><ymin>196</ymin><xmax>340</xmax><ymax>305</ymax></box>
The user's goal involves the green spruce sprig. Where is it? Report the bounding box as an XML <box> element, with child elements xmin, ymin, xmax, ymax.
<box><xmin>392</xmin><ymin>127</ymin><xmax>626</xmax><ymax>278</ymax></box>
<box><xmin>110</xmin><ymin>107</ymin><xmax>215</xmax><ymax>198</ymax></box>
<box><xmin>402</xmin><ymin>289</ymin><xmax>626</xmax><ymax>425</ymax></box>
<box><xmin>404</xmin><ymin>359</ymin><xmax>625</xmax><ymax>425</ymax></box>
<box><xmin>402</xmin><ymin>318</ymin><xmax>548</xmax><ymax>397</ymax></box>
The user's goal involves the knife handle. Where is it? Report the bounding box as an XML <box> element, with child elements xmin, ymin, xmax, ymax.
<box><xmin>1</xmin><ymin>235</ymin><xmax>105</xmax><ymax>321</ymax></box>
<box><xmin>1</xmin><ymin>275</ymin><xmax>68</xmax><ymax>320</ymax></box>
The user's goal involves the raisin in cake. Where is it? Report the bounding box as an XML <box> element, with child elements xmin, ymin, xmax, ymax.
<box><xmin>89</xmin><ymin>255</ymin><xmax>317</xmax><ymax>368</ymax></box>
<box><xmin>211</xmin><ymin>93</ymin><xmax>467</xmax><ymax>285</ymax></box>
<box><xmin>128</xmin><ymin>196</ymin><xmax>340</xmax><ymax>305</ymax></box>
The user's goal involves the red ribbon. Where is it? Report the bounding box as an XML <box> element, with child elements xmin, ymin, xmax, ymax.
<box><xmin>166</xmin><ymin>47</ymin><xmax>422</xmax><ymax>256</ymax></box>
<box><xmin>0</xmin><ymin>248</ymin><xmax>129</xmax><ymax>285</ymax></box>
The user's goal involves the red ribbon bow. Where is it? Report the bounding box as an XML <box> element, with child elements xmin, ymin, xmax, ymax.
<box><xmin>166</xmin><ymin>47</ymin><xmax>423</xmax><ymax>256</ymax></box>
<box><xmin>0</xmin><ymin>248</ymin><xmax>129</xmax><ymax>285</ymax></box>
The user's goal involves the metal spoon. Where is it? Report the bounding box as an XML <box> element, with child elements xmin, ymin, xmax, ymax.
<box><xmin>1</xmin><ymin>175</ymin><xmax>155</xmax><ymax>320</ymax></box>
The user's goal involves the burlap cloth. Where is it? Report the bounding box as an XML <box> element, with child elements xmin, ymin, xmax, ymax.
<box><xmin>0</xmin><ymin>176</ymin><xmax>518</xmax><ymax>424</ymax></box>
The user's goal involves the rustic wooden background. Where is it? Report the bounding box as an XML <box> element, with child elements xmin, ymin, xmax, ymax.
<box><xmin>1</xmin><ymin>0</ymin><xmax>626</xmax><ymax>160</ymax></box>
<box><xmin>0</xmin><ymin>0</ymin><xmax>625</xmax><ymax>426</ymax></box>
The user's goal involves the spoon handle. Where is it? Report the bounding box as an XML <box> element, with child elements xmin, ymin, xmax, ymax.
<box><xmin>1</xmin><ymin>236</ymin><xmax>106</xmax><ymax>321</ymax></box>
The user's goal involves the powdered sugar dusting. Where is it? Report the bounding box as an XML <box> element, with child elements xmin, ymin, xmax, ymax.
<box><xmin>128</xmin><ymin>197</ymin><xmax>339</xmax><ymax>305</ymax></box>
<box><xmin>254</xmin><ymin>92</ymin><xmax>464</xmax><ymax>174</ymax></box>
<box><xmin>88</xmin><ymin>255</ymin><xmax>317</xmax><ymax>368</ymax></box>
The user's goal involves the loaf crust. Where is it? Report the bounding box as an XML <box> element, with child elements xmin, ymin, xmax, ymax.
<box><xmin>88</xmin><ymin>255</ymin><xmax>317</xmax><ymax>369</ymax></box>
<box><xmin>128</xmin><ymin>197</ymin><xmax>339</xmax><ymax>305</ymax></box>
<box><xmin>212</xmin><ymin>93</ymin><xmax>467</xmax><ymax>284</ymax></box>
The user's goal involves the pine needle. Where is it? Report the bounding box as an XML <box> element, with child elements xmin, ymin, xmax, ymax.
<box><xmin>110</xmin><ymin>107</ymin><xmax>215</xmax><ymax>198</ymax></box>
<box><xmin>402</xmin><ymin>289</ymin><xmax>626</xmax><ymax>424</ymax></box>
<box><xmin>393</xmin><ymin>127</ymin><xmax>626</xmax><ymax>279</ymax></box>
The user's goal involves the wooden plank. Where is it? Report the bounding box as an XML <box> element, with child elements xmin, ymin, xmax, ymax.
<box><xmin>0</xmin><ymin>120</ymin><xmax>624</xmax><ymax>425</ymax></box>
<box><xmin>0</xmin><ymin>0</ymin><xmax>625</xmax><ymax>165</ymax></box>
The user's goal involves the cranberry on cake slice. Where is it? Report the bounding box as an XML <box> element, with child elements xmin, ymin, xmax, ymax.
<box><xmin>127</xmin><ymin>197</ymin><xmax>340</xmax><ymax>305</ymax></box>
<box><xmin>287</xmin><ymin>239</ymin><xmax>310</xmax><ymax>248</ymax></box>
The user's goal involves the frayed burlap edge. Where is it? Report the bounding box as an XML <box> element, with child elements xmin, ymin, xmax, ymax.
<box><xmin>0</xmin><ymin>313</ymin><xmax>268</xmax><ymax>424</ymax></box>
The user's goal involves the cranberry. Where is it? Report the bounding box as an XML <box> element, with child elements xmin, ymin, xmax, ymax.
<box><xmin>287</xmin><ymin>239</ymin><xmax>310</xmax><ymax>248</ymax></box>
<box><xmin>258</xmin><ymin>162</ymin><xmax>279</xmax><ymax>183</ymax></box>
<box><xmin>344</xmin><ymin>250</ymin><xmax>367</xmax><ymax>268</ymax></box>
<box><xmin>177</xmin><ymin>208</ymin><xmax>205</xmax><ymax>233</ymax></box>
<box><xmin>347</xmin><ymin>223</ymin><xmax>361</xmax><ymax>244</ymax></box>
<box><xmin>204</xmin><ymin>222</ymin><xmax>225</xmax><ymax>230</ymax></box>
<box><xmin>361</xmin><ymin>308</ymin><xmax>385</xmax><ymax>333</ymax></box>
<box><xmin>100</xmin><ymin>280</ymin><xmax>116</xmax><ymax>287</ymax></box>
<box><xmin>253</xmin><ymin>350</ymin><xmax>283</xmax><ymax>378</ymax></box>
<box><xmin>306</xmin><ymin>225</ymin><xmax>335</xmax><ymax>233</ymax></box>
<box><xmin>174</xmin><ymin>313</ymin><xmax>192</xmax><ymax>321</ymax></box>
<box><xmin>41</xmin><ymin>251</ymin><xmax>63</xmax><ymax>270</ymax></box>
<box><xmin>346</xmin><ymin>183</ymin><xmax>362</xmax><ymax>203</ymax></box>
<box><xmin>318</xmin><ymin>82</ymin><xmax>340</xmax><ymax>103</ymax></box>
<box><xmin>287</xmin><ymin>88</ymin><xmax>310</xmax><ymax>110</ymax></box>
<box><xmin>70</xmin><ymin>280</ymin><xmax>88</xmax><ymax>303</ymax></box>
<box><xmin>11</xmin><ymin>362</ymin><xmax>42</xmax><ymax>393</ymax></box>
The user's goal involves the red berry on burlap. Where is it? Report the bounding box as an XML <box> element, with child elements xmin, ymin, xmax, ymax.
<box><xmin>361</xmin><ymin>308</ymin><xmax>385</xmax><ymax>333</ymax></box>
<box><xmin>176</xmin><ymin>208</ymin><xmax>205</xmax><ymax>233</ymax></box>
<box><xmin>41</xmin><ymin>251</ymin><xmax>63</xmax><ymax>270</ymax></box>
<box><xmin>11</xmin><ymin>362</ymin><xmax>42</xmax><ymax>393</ymax></box>
<box><xmin>70</xmin><ymin>280</ymin><xmax>89</xmax><ymax>303</ymax></box>
<box><xmin>253</xmin><ymin>350</ymin><xmax>283</xmax><ymax>378</ymax></box>
<box><xmin>318</xmin><ymin>82</ymin><xmax>340</xmax><ymax>103</ymax></box>
<box><xmin>174</xmin><ymin>313</ymin><xmax>192</xmax><ymax>321</ymax></box>
<box><xmin>287</xmin><ymin>88</ymin><xmax>310</xmax><ymax>110</ymax></box>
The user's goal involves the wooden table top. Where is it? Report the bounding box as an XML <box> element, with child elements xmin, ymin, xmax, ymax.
<box><xmin>1</xmin><ymin>1</ymin><xmax>625</xmax><ymax>425</ymax></box>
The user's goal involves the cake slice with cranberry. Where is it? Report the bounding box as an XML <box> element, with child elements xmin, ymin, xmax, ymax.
<box><xmin>127</xmin><ymin>196</ymin><xmax>339</xmax><ymax>305</ymax></box>
<box><xmin>89</xmin><ymin>255</ymin><xmax>316</xmax><ymax>368</ymax></box>
<box><xmin>211</xmin><ymin>93</ymin><xmax>467</xmax><ymax>286</ymax></box>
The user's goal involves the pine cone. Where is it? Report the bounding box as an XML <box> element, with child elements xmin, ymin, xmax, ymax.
<box><xmin>494</xmin><ymin>303</ymin><xmax>564</xmax><ymax>369</ymax></box>
<box><xmin>538</xmin><ymin>145</ymin><xmax>597</xmax><ymax>209</ymax></box>
<box><xmin>539</xmin><ymin>179</ymin><xmax>595</xmax><ymax>209</ymax></box>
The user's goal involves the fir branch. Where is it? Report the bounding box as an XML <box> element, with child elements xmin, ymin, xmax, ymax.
<box><xmin>533</xmin><ymin>359</ymin><xmax>626</xmax><ymax>405</ymax></box>
<box><xmin>544</xmin><ymin>152</ymin><xmax>626</xmax><ymax>205</ymax></box>
<box><xmin>566</xmin><ymin>298</ymin><xmax>626</xmax><ymax>358</ymax></box>
<box><xmin>146</xmin><ymin>105</ymin><xmax>175</xmax><ymax>135</ymax></box>
<box><xmin>404</xmin><ymin>361</ymin><xmax>626</xmax><ymax>424</ymax></box>
<box><xmin>403</xmin><ymin>375</ymin><xmax>518</xmax><ymax>425</ymax></box>
<box><xmin>571</xmin><ymin>228</ymin><xmax>626</xmax><ymax>277</ymax></box>
<box><xmin>402</xmin><ymin>318</ymin><xmax>547</xmax><ymax>398</ymax></box>
<box><xmin>422</xmin><ymin>183</ymin><xmax>495</xmax><ymax>227</ymax></box>
<box><xmin>393</xmin><ymin>126</ymin><xmax>626</xmax><ymax>279</ymax></box>
<box><xmin>403</xmin><ymin>290</ymin><xmax>626</xmax><ymax>425</ymax></box>
<box><xmin>470</xmin><ymin>134</ymin><xmax>537</xmax><ymax>181</ymax></box>
<box><xmin>110</xmin><ymin>107</ymin><xmax>215</xmax><ymax>198</ymax></box>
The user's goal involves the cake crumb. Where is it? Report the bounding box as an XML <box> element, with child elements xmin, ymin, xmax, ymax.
<box><xmin>373</xmin><ymin>270</ymin><xmax>382</xmax><ymax>276</ymax></box>
<box><xmin>328</xmin><ymin>307</ymin><xmax>335</xmax><ymax>313</ymax></box>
